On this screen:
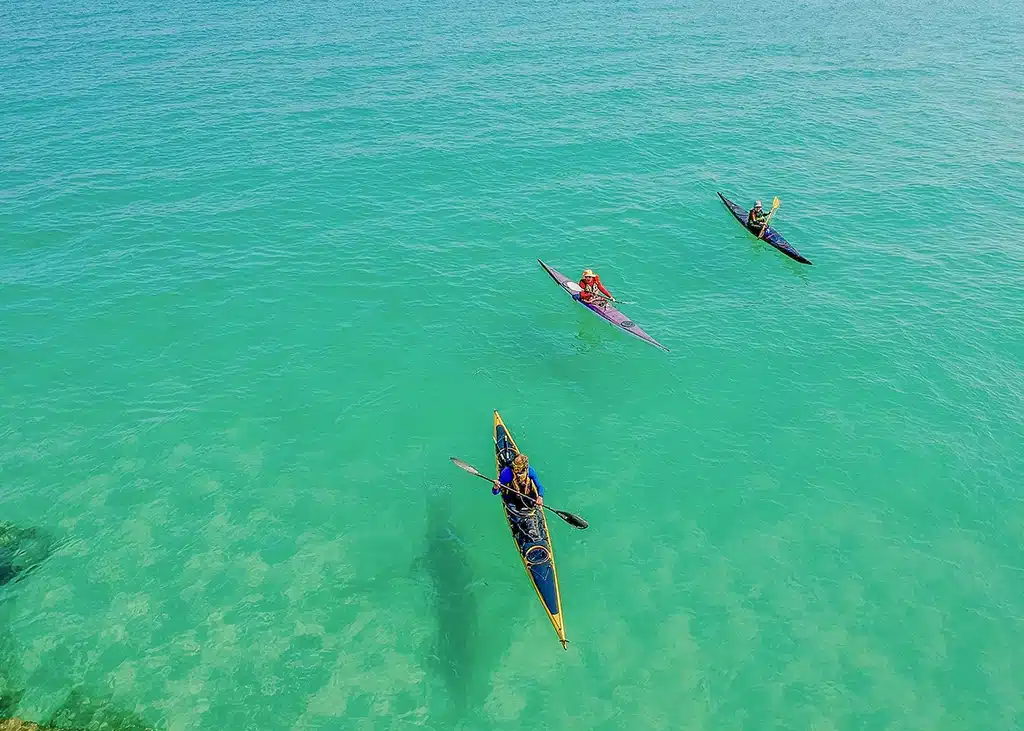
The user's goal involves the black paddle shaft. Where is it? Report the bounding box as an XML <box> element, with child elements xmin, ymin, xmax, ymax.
<box><xmin>449</xmin><ymin>458</ymin><xmax>589</xmax><ymax>530</ymax></box>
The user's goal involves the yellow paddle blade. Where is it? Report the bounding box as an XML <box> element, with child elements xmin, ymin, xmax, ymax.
<box><xmin>772</xmin><ymin>196</ymin><xmax>780</xmax><ymax>209</ymax></box>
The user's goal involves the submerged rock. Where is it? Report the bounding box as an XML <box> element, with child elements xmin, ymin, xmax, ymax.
<box><xmin>0</xmin><ymin>689</ymin><xmax>157</xmax><ymax>731</ymax></box>
<box><xmin>0</xmin><ymin>523</ymin><xmax>54</xmax><ymax>588</ymax></box>
<box><xmin>1</xmin><ymin>625</ymin><xmax>155</xmax><ymax>731</ymax></box>
<box><xmin>0</xmin><ymin>686</ymin><xmax>24</xmax><ymax>719</ymax></box>
<box><xmin>45</xmin><ymin>688</ymin><xmax>155</xmax><ymax>731</ymax></box>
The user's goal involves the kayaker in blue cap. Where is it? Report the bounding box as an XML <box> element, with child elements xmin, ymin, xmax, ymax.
<box><xmin>493</xmin><ymin>453</ymin><xmax>544</xmax><ymax>507</ymax></box>
<box><xmin>747</xmin><ymin>200</ymin><xmax>768</xmax><ymax>228</ymax></box>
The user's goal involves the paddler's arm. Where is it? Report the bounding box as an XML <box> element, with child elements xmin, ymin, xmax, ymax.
<box><xmin>595</xmin><ymin>277</ymin><xmax>612</xmax><ymax>298</ymax></box>
<box><xmin>528</xmin><ymin>466</ymin><xmax>545</xmax><ymax>504</ymax></box>
<box><xmin>493</xmin><ymin>466</ymin><xmax>513</xmax><ymax>494</ymax></box>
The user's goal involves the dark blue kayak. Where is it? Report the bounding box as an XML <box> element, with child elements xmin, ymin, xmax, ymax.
<box><xmin>718</xmin><ymin>192</ymin><xmax>812</xmax><ymax>265</ymax></box>
<box><xmin>493</xmin><ymin>410</ymin><xmax>567</xmax><ymax>649</ymax></box>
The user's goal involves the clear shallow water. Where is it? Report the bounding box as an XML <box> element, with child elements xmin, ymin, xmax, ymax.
<box><xmin>2</xmin><ymin>0</ymin><xmax>1022</xmax><ymax>728</ymax></box>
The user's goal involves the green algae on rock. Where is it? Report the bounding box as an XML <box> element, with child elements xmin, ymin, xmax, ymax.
<box><xmin>44</xmin><ymin>688</ymin><xmax>155</xmax><ymax>731</ymax></box>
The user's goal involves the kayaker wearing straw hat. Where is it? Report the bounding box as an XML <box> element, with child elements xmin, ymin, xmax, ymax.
<box><xmin>577</xmin><ymin>269</ymin><xmax>613</xmax><ymax>304</ymax></box>
<box><xmin>493</xmin><ymin>453</ymin><xmax>544</xmax><ymax>508</ymax></box>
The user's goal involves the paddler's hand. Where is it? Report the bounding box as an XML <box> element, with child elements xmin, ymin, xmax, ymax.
<box><xmin>536</xmin><ymin>496</ymin><xmax>544</xmax><ymax>506</ymax></box>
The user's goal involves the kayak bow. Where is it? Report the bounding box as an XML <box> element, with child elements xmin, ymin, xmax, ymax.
<box><xmin>717</xmin><ymin>192</ymin><xmax>812</xmax><ymax>265</ymax></box>
<box><xmin>493</xmin><ymin>410</ymin><xmax>568</xmax><ymax>649</ymax></box>
<box><xmin>538</xmin><ymin>260</ymin><xmax>669</xmax><ymax>352</ymax></box>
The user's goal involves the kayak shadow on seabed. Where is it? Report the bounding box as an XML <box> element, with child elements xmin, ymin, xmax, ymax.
<box><xmin>571</xmin><ymin>324</ymin><xmax>613</xmax><ymax>355</ymax></box>
<box><xmin>415</xmin><ymin>490</ymin><xmax>497</xmax><ymax>725</ymax></box>
<box><xmin>561</xmin><ymin>301</ymin><xmax>663</xmax><ymax>357</ymax></box>
<box><xmin>746</xmin><ymin>240</ymin><xmax>815</xmax><ymax>282</ymax></box>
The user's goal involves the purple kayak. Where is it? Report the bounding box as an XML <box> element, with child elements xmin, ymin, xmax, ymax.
<box><xmin>538</xmin><ymin>260</ymin><xmax>669</xmax><ymax>352</ymax></box>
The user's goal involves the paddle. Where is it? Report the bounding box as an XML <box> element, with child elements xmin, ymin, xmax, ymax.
<box><xmin>563</xmin><ymin>280</ymin><xmax>634</xmax><ymax>306</ymax></box>
<box><xmin>449</xmin><ymin>457</ymin><xmax>589</xmax><ymax>530</ymax></box>
<box><xmin>758</xmin><ymin>196</ymin><xmax>780</xmax><ymax>239</ymax></box>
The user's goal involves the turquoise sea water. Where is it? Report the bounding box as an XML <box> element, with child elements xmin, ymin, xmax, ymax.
<box><xmin>2</xmin><ymin>0</ymin><xmax>1023</xmax><ymax>728</ymax></box>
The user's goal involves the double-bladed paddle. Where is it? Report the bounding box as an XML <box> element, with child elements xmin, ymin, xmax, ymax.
<box><xmin>758</xmin><ymin>196</ymin><xmax>781</xmax><ymax>239</ymax></box>
<box><xmin>563</xmin><ymin>280</ymin><xmax>634</xmax><ymax>306</ymax></box>
<box><xmin>449</xmin><ymin>457</ymin><xmax>589</xmax><ymax>530</ymax></box>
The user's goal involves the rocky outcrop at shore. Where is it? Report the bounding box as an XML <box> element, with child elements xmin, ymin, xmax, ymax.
<box><xmin>0</xmin><ymin>719</ymin><xmax>43</xmax><ymax>731</ymax></box>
